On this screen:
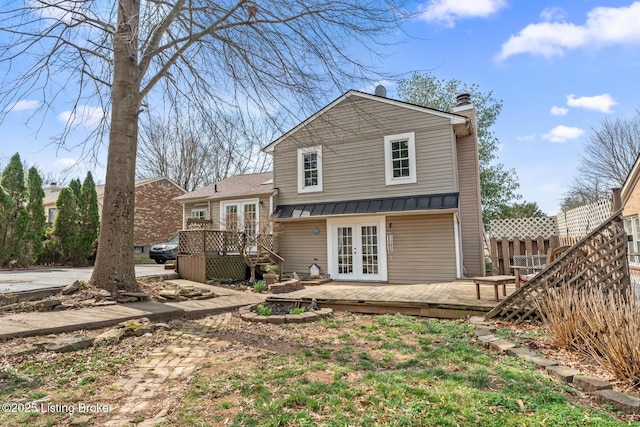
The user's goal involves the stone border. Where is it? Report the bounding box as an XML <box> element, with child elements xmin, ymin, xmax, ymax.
<box><xmin>239</xmin><ymin>304</ymin><xmax>332</xmax><ymax>324</ymax></box>
<box><xmin>267</xmin><ymin>278</ymin><xmax>303</xmax><ymax>294</ymax></box>
<box><xmin>469</xmin><ymin>316</ymin><xmax>640</xmax><ymax>414</ymax></box>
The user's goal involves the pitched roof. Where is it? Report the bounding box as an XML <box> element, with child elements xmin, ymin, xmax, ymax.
<box><xmin>173</xmin><ymin>172</ymin><xmax>274</xmax><ymax>203</ymax></box>
<box><xmin>263</xmin><ymin>90</ymin><xmax>469</xmax><ymax>153</ymax></box>
<box><xmin>622</xmin><ymin>152</ymin><xmax>640</xmax><ymax>205</ymax></box>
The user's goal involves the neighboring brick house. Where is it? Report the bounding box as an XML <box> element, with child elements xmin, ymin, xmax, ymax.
<box><xmin>43</xmin><ymin>177</ymin><xmax>187</xmax><ymax>254</ymax></box>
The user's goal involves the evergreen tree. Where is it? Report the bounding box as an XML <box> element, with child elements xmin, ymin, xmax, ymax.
<box><xmin>79</xmin><ymin>172</ymin><xmax>100</xmax><ymax>260</ymax></box>
<box><xmin>69</xmin><ymin>178</ymin><xmax>82</xmax><ymax>199</ymax></box>
<box><xmin>25</xmin><ymin>167</ymin><xmax>46</xmax><ymax>263</ymax></box>
<box><xmin>54</xmin><ymin>187</ymin><xmax>83</xmax><ymax>264</ymax></box>
<box><xmin>0</xmin><ymin>153</ymin><xmax>28</xmax><ymax>265</ymax></box>
<box><xmin>0</xmin><ymin>186</ymin><xmax>12</xmax><ymax>264</ymax></box>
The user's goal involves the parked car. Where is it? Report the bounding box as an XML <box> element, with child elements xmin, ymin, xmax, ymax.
<box><xmin>149</xmin><ymin>235</ymin><xmax>179</xmax><ymax>264</ymax></box>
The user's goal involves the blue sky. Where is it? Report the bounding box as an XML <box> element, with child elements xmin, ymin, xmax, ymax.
<box><xmin>2</xmin><ymin>0</ymin><xmax>640</xmax><ymax>215</ymax></box>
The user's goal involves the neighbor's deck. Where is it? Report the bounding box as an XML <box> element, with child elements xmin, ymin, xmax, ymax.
<box><xmin>267</xmin><ymin>280</ymin><xmax>517</xmax><ymax>319</ymax></box>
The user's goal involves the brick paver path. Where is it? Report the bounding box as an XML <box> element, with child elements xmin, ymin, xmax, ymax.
<box><xmin>103</xmin><ymin>313</ymin><xmax>232</xmax><ymax>426</ymax></box>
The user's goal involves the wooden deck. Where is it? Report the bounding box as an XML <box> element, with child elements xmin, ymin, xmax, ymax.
<box><xmin>267</xmin><ymin>280</ymin><xmax>518</xmax><ymax>319</ymax></box>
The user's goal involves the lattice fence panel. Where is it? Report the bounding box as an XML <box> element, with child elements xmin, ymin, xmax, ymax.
<box><xmin>486</xmin><ymin>211</ymin><xmax>630</xmax><ymax>324</ymax></box>
<box><xmin>488</xmin><ymin>217</ymin><xmax>557</xmax><ymax>239</ymax></box>
<box><xmin>178</xmin><ymin>230</ymin><xmax>243</xmax><ymax>254</ymax></box>
<box><xmin>556</xmin><ymin>198</ymin><xmax>612</xmax><ymax>237</ymax></box>
<box><xmin>206</xmin><ymin>255</ymin><xmax>246</xmax><ymax>280</ymax></box>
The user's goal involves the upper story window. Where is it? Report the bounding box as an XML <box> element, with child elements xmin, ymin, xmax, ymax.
<box><xmin>384</xmin><ymin>132</ymin><xmax>416</xmax><ymax>186</ymax></box>
<box><xmin>297</xmin><ymin>146</ymin><xmax>323</xmax><ymax>193</ymax></box>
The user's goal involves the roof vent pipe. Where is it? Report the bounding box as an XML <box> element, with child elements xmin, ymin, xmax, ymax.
<box><xmin>456</xmin><ymin>93</ymin><xmax>471</xmax><ymax>106</ymax></box>
<box><xmin>374</xmin><ymin>85</ymin><xmax>387</xmax><ymax>97</ymax></box>
<box><xmin>214</xmin><ymin>184</ymin><xmax>217</xmax><ymax>193</ymax></box>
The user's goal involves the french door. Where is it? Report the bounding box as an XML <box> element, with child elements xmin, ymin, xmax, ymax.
<box><xmin>328</xmin><ymin>217</ymin><xmax>387</xmax><ymax>281</ymax></box>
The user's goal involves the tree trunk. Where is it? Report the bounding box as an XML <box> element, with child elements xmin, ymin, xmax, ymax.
<box><xmin>89</xmin><ymin>0</ymin><xmax>141</xmax><ymax>293</ymax></box>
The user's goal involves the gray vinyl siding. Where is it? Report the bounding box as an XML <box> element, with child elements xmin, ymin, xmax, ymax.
<box><xmin>385</xmin><ymin>214</ymin><xmax>457</xmax><ymax>283</ymax></box>
<box><xmin>276</xmin><ymin>219</ymin><xmax>328</xmax><ymax>275</ymax></box>
<box><xmin>273</xmin><ymin>96</ymin><xmax>457</xmax><ymax>205</ymax></box>
<box><xmin>455</xmin><ymin>109</ymin><xmax>485</xmax><ymax>277</ymax></box>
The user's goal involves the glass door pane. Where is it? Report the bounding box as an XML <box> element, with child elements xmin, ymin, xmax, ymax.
<box><xmin>337</xmin><ymin>227</ymin><xmax>353</xmax><ymax>274</ymax></box>
<box><xmin>361</xmin><ymin>225</ymin><xmax>379</xmax><ymax>275</ymax></box>
<box><xmin>244</xmin><ymin>203</ymin><xmax>257</xmax><ymax>239</ymax></box>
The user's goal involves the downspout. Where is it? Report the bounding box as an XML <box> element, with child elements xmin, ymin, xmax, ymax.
<box><xmin>182</xmin><ymin>203</ymin><xmax>186</xmax><ymax>229</ymax></box>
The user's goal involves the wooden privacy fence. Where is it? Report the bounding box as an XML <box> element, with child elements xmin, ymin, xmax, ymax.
<box><xmin>487</xmin><ymin>210</ymin><xmax>630</xmax><ymax>324</ymax></box>
<box><xmin>489</xmin><ymin>235</ymin><xmax>582</xmax><ymax>276</ymax></box>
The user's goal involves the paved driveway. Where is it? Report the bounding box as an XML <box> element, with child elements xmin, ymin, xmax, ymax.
<box><xmin>0</xmin><ymin>264</ymin><xmax>170</xmax><ymax>294</ymax></box>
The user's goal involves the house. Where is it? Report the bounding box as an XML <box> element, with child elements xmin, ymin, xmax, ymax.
<box><xmin>43</xmin><ymin>176</ymin><xmax>187</xmax><ymax>254</ymax></box>
<box><xmin>265</xmin><ymin>89</ymin><xmax>484</xmax><ymax>283</ymax></box>
<box><xmin>620</xmin><ymin>154</ymin><xmax>640</xmax><ymax>265</ymax></box>
<box><xmin>175</xmin><ymin>89</ymin><xmax>485</xmax><ymax>283</ymax></box>
<box><xmin>172</xmin><ymin>172</ymin><xmax>274</xmax><ymax>231</ymax></box>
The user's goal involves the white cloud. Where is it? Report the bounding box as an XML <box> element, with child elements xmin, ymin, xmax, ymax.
<box><xmin>28</xmin><ymin>0</ymin><xmax>88</xmax><ymax>22</ymax></box>
<box><xmin>497</xmin><ymin>2</ymin><xmax>640</xmax><ymax>60</ymax></box>
<box><xmin>566</xmin><ymin>93</ymin><xmax>617</xmax><ymax>113</ymax></box>
<box><xmin>517</xmin><ymin>134</ymin><xmax>535</xmax><ymax>141</ymax></box>
<box><xmin>418</xmin><ymin>0</ymin><xmax>507</xmax><ymax>28</ymax></box>
<box><xmin>540</xmin><ymin>7</ymin><xmax>567</xmax><ymax>22</ymax></box>
<box><xmin>57</xmin><ymin>105</ymin><xmax>105</xmax><ymax>128</ymax></box>
<box><xmin>8</xmin><ymin>100</ymin><xmax>40</xmax><ymax>112</ymax></box>
<box><xmin>542</xmin><ymin>125</ymin><xmax>584</xmax><ymax>143</ymax></box>
<box><xmin>550</xmin><ymin>106</ymin><xmax>568</xmax><ymax>116</ymax></box>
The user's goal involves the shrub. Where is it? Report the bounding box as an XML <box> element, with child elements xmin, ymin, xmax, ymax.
<box><xmin>264</xmin><ymin>263</ymin><xmax>279</xmax><ymax>274</ymax></box>
<box><xmin>290</xmin><ymin>307</ymin><xmax>305</xmax><ymax>315</ymax></box>
<box><xmin>256</xmin><ymin>304</ymin><xmax>272</xmax><ymax>316</ymax></box>
<box><xmin>254</xmin><ymin>280</ymin><xmax>267</xmax><ymax>293</ymax></box>
<box><xmin>536</xmin><ymin>285</ymin><xmax>640</xmax><ymax>386</ymax></box>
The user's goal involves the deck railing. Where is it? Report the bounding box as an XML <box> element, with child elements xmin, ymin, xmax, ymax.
<box><xmin>178</xmin><ymin>229</ymin><xmax>245</xmax><ymax>255</ymax></box>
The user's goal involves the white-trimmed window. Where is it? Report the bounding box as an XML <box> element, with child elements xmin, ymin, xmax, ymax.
<box><xmin>191</xmin><ymin>206</ymin><xmax>209</xmax><ymax>219</ymax></box>
<box><xmin>297</xmin><ymin>146</ymin><xmax>323</xmax><ymax>193</ymax></box>
<box><xmin>384</xmin><ymin>132</ymin><xmax>416</xmax><ymax>185</ymax></box>
<box><xmin>624</xmin><ymin>216</ymin><xmax>640</xmax><ymax>265</ymax></box>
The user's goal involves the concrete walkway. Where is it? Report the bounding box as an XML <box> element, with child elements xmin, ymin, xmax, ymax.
<box><xmin>0</xmin><ymin>264</ymin><xmax>171</xmax><ymax>294</ymax></box>
<box><xmin>0</xmin><ymin>282</ymin><xmax>265</xmax><ymax>340</ymax></box>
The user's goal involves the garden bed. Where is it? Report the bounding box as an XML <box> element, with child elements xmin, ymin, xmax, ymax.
<box><xmin>239</xmin><ymin>302</ymin><xmax>332</xmax><ymax>324</ymax></box>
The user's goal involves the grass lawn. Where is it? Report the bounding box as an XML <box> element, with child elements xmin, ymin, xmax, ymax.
<box><xmin>165</xmin><ymin>313</ymin><xmax>634</xmax><ymax>426</ymax></box>
<box><xmin>1</xmin><ymin>312</ymin><xmax>636</xmax><ymax>426</ymax></box>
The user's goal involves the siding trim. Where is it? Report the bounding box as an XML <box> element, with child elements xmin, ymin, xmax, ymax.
<box><xmin>453</xmin><ymin>212</ymin><xmax>463</xmax><ymax>278</ymax></box>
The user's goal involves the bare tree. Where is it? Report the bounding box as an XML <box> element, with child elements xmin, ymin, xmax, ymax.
<box><xmin>561</xmin><ymin>113</ymin><xmax>640</xmax><ymax>211</ymax></box>
<box><xmin>137</xmin><ymin>108</ymin><xmax>273</xmax><ymax>191</ymax></box>
<box><xmin>0</xmin><ymin>0</ymin><xmax>407</xmax><ymax>292</ymax></box>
